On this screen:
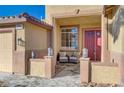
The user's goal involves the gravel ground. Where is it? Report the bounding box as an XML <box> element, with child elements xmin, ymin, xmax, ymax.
<box><xmin>0</xmin><ymin>63</ymin><xmax>120</xmax><ymax>87</ymax></box>
<box><xmin>0</xmin><ymin>63</ymin><xmax>80</xmax><ymax>87</ymax></box>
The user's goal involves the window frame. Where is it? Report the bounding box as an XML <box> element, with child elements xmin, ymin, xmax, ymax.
<box><xmin>60</xmin><ymin>26</ymin><xmax>78</xmax><ymax>50</ymax></box>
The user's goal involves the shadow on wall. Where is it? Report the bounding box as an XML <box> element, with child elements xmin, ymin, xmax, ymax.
<box><xmin>120</xmin><ymin>8</ymin><xmax>124</xmax><ymax>52</ymax></box>
<box><xmin>108</xmin><ymin>7</ymin><xmax>124</xmax><ymax>43</ymax></box>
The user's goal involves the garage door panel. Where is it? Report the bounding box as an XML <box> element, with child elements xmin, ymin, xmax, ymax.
<box><xmin>0</xmin><ymin>32</ymin><xmax>13</xmax><ymax>73</ymax></box>
<box><xmin>0</xmin><ymin>33</ymin><xmax>12</xmax><ymax>49</ymax></box>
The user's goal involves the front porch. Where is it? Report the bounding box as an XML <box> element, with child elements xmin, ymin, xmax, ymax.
<box><xmin>25</xmin><ymin>7</ymin><xmax>122</xmax><ymax>85</ymax></box>
<box><xmin>53</xmin><ymin>13</ymin><xmax>102</xmax><ymax>64</ymax></box>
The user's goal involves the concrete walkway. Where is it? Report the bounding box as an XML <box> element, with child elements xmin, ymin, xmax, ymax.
<box><xmin>0</xmin><ymin>63</ymin><xmax>80</xmax><ymax>87</ymax></box>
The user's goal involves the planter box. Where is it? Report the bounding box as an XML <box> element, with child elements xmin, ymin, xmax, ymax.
<box><xmin>29</xmin><ymin>56</ymin><xmax>55</xmax><ymax>79</ymax></box>
<box><xmin>91</xmin><ymin>62</ymin><xmax>120</xmax><ymax>84</ymax></box>
<box><xmin>30</xmin><ymin>59</ymin><xmax>45</xmax><ymax>77</ymax></box>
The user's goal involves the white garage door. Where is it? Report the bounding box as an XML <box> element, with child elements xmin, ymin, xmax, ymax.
<box><xmin>0</xmin><ymin>32</ymin><xmax>13</xmax><ymax>73</ymax></box>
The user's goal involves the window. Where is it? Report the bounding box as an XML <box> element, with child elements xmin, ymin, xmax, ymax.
<box><xmin>61</xmin><ymin>27</ymin><xmax>78</xmax><ymax>50</ymax></box>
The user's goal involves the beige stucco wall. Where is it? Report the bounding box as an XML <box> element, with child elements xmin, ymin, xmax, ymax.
<box><xmin>24</xmin><ymin>22</ymin><xmax>52</xmax><ymax>74</ymax></box>
<box><xmin>121</xmin><ymin>23</ymin><xmax>124</xmax><ymax>53</ymax></box>
<box><xmin>16</xmin><ymin>27</ymin><xmax>25</xmax><ymax>51</ymax></box>
<box><xmin>108</xmin><ymin>13</ymin><xmax>121</xmax><ymax>53</ymax></box>
<box><xmin>24</xmin><ymin>22</ymin><xmax>48</xmax><ymax>50</ymax></box>
<box><xmin>92</xmin><ymin>63</ymin><xmax>120</xmax><ymax>84</ymax></box>
<box><xmin>119</xmin><ymin>6</ymin><xmax>124</xmax><ymax>53</ymax></box>
<box><xmin>55</xmin><ymin>15</ymin><xmax>101</xmax><ymax>53</ymax></box>
<box><xmin>107</xmin><ymin>6</ymin><xmax>124</xmax><ymax>63</ymax></box>
<box><xmin>45</xmin><ymin>5</ymin><xmax>103</xmax><ymax>24</ymax></box>
<box><xmin>29</xmin><ymin>56</ymin><xmax>55</xmax><ymax>79</ymax></box>
<box><xmin>105</xmin><ymin>6</ymin><xmax>124</xmax><ymax>84</ymax></box>
<box><xmin>30</xmin><ymin>59</ymin><xmax>45</xmax><ymax>77</ymax></box>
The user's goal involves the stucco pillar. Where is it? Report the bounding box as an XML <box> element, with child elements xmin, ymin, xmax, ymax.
<box><xmin>80</xmin><ymin>57</ymin><xmax>90</xmax><ymax>83</ymax></box>
<box><xmin>52</xmin><ymin>17</ymin><xmax>57</xmax><ymax>65</ymax></box>
<box><xmin>44</xmin><ymin>56</ymin><xmax>55</xmax><ymax>79</ymax></box>
<box><xmin>13</xmin><ymin>28</ymin><xmax>27</xmax><ymax>75</ymax></box>
<box><xmin>119</xmin><ymin>12</ymin><xmax>124</xmax><ymax>84</ymax></box>
<box><xmin>101</xmin><ymin>14</ymin><xmax>109</xmax><ymax>62</ymax></box>
<box><xmin>79</xmin><ymin>27</ymin><xmax>82</xmax><ymax>52</ymax></box>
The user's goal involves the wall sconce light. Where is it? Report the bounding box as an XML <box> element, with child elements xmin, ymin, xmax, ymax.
<box><xmin>17</xmin><ymin>37</ymin><xmax>23</xmax><ymax>46</ymax></box>
<box><xmin>76</xmin><ymin>9</ymin><xmax>80</xmax><ymax>14</ymax></box>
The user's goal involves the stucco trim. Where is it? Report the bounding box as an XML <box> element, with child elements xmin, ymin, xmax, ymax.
<box><xmin>26</xmin><ymin>18</ymin><xmax>53</xmax><ymax>30</ymax></box>
<box><xmin>0</xmin><ymin>30</ymin><xmax>12</xmax><ymax>33</ymax></box>
<box><xmin>0</xmin><ymin>17</ymin><xmax>26</xmax><ymax>24</ymax></box>
<box><xmin>51</xmin><ymin>10</ymin><xmax>102</xmax><ymax>19</ymax></box>
<box><xmin>0</xmin><ymin>13</ymin><xmax>53</xmax><ymax>31</ymax></box>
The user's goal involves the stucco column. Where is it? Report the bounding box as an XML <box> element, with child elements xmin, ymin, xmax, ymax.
<box><xmin>44</xmin><ymin>56</ymin><xmax>55</xmax><ymax>79</ymax></box>
<box><xmin>52</xmin><ymin>17</ymin><xmax>57</xmax><ymax>65</ymax></box>
<box><xmin>80</xmin><ymin>57</ymin><xmax>90</xmax><ymax>83</ymax></box>
<box><xmin>79</xmin><ymin>27</ymin><xmax>82</xmax><ymax>52</ymax></box>
<box><xmin>101</xmin><ymin>14</ymin><xmax>109</xmax><ymax>62</ymax></box>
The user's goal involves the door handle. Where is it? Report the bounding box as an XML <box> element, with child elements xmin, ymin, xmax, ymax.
<box><xmin>93</xmin><ymin>48</ymin><xmax>96</xmax><ymax>54</ymax></box>
<box><xmin>94</xmin><ymin>48</ymin><xmax>97</xmax><ymax>61</ymax></box>
<box><xmin>93</xmin><ymin>48</ymin><xmax>96</xmax><ymax>52</ymax></box>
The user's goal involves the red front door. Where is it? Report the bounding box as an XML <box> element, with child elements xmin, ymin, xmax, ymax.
<box><xmin>84</xmin><ymin>30</ymin><xmax>101</xmax><ymax>61</ymax></box>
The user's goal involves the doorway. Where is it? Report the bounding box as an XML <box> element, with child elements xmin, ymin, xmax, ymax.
<box><xmin>84</xmin><ymin>30</ymin><xmax>101</xmax><ymax>61</ymax></box>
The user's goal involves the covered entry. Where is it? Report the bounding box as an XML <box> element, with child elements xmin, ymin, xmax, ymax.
<box><xmin>0</xmin><ymin>31</ymin><xmax>13</xmax><ymax>73</ymax></box>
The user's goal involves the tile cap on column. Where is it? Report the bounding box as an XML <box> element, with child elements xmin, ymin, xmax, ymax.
<box><xmin>44</xmin><ymin>56</ymin><xmax>53</xmax><ymax>59</ymax></box>
<box><xmin>80</xmin><ymin>57</ymin><xmax>90</xmax><ymax>61</ymax></box>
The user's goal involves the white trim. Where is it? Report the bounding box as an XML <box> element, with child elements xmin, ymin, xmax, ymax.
<box><xmin>61</xmin><ymin>27</ymin><xmax>78</xmax><ymax>50</ymax></box>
